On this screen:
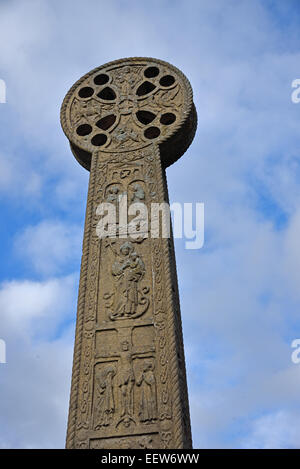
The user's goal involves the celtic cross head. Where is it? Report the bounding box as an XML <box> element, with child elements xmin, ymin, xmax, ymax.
<box><xmin>60</xmin><ymin>57</ymin><xmax>197</xmax><ymax>169</ymax></box>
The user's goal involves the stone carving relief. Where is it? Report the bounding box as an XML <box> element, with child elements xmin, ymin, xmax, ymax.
<box><xmin>100</xmin><ymin>161</ymin><xmax>148</xmax><ymax>240</ymax></box>
<box><xmin>63</xmin><ymin>60</ymin><xmax>185</xmax><ymax>155</ymax></box>
<box><xmin>90</xmin><ymin>433</ymin><xmax>157</xmax><ymax>449</ymax></box>
<box><xmin>94</xmin><ymin>365</ymin><xmax>116</xmax><ymax>429</ymax></box>
<box><xmin>94</xmin><ymin>326</ymin><xmax>156</xmax><ymax>432</ymax></box>
<box><xmin>103</xmin><ymin>241</ymin><xmax>149</xmax><ymax>320</ymax></box>
<box><xmin>136</xmin><ymin>359</ymin><xmax>157</xmax><ymax>423</ymax></box>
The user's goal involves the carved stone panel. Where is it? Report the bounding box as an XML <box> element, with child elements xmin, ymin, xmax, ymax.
<box><xmin>90</xmin><ymin>433</ymin><xmax>159</xmax><ymax>449</ymax></box>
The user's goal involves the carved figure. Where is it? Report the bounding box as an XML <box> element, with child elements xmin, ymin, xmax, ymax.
<box><xmin>94</xmin><ymin>365</ymin><xmax>116</xmax><ymax>429</ymax></box>
<box><xmin>136</xmin><ymin>360</ymin><xmax>157</xmax><ymax>423</ymax></box>
<box><xmin>111</xmin><ymin>242</ymin><xmax>145</xmax><ymax>318</ymax></box>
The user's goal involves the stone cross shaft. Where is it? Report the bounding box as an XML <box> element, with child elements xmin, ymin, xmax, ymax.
<box><xmin>60</xmin><ymin>57</ymin><xmax>197</xmax><ymax>449</ymax></box>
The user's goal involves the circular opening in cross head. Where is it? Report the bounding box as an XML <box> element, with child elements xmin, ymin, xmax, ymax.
<box><xmin>91</xmin><ymin>134</ymin><xmax>107</xmax><ymax>146</ymax></box>
<box><xmin>96</xmin><ymin>114</ymin><xmax>116</xmax><ymax>131</ymax></box>
<box><xmin>159</xmin><ymin>75</ymin><xmax>175</xmax><ymax>87</ymax></box>
<box><xmin>97</xmin><ymin>87</ymin><xmax>116</xmax><ymax>100</ymax></box>
<box><xmin>160</xmin><ymin>113</ymin><xmax>176</xmax><ymax>125</ymax></box>
<box><xmin>76</xmin><ymin>124</ymin><xmax>92</xmax><ymax>136</ymax></box>
<box><xmin>136</xmin><ymin>81</ymin><xmax>156</xmax><ymax>96</ymax></box>
<box><xmin>144</xmin><ymin>67</ymin><xmax>159</xmax><ymax>78</ymax></box>
<box><xmin>144</xmin><ymin>127</ymin><xmax>160</xmax><ymax>139</ymax></box>
<box><xmin>136</xmin><ymin>111</ymin><xmax>156</xmax><ymax>125</ymax></box>
<box><xmin>78</xmin><ymin>87</ymin><xmax>94</xmax><ymax>98</ymax></box>
<box><xmin>94</xmin><ymin>74</ymin><xmax>109</xmax><ymax>85</ymax></box>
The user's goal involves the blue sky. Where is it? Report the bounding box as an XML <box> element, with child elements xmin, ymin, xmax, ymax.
<box><xmin>1</xmin><ymin>0</ymin><xmax>300</xmax><ymax>448</ymax></box>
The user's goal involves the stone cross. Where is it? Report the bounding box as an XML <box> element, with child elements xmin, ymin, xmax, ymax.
<box><xmin>60</xmin><ymin>57</ymin><xmax>197</xmax><ymax>449</ymax></box>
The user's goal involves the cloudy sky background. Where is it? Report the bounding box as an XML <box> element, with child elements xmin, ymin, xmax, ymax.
<box><xmin>1</xmin><ymin>0</ymin><xmax>300</xmax><ymax>448</ymax></box>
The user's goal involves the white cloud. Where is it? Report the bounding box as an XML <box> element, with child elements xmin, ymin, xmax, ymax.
<box><xmin>242</xmin><ymin>410</ymin><xmax>300</xmax><ymax>449</ymax></box>
<box><xmin>0</xmin><ymin>151</ymin><xmax>42</xmax><ymax>197</ymax></box>
<box><xmin>0</xmin><ymin>276</ymin><xmax>76</xmax><ymax>448</ymax></box>
<box><xmin>0</xmin><ymin>275</ymin><xmax>77</xmax><ymax>337</ymax></box>
<box><xmin>14</xmin><ymin>220</ymin><xmax>82</xmax><ymax>276</ymax></box>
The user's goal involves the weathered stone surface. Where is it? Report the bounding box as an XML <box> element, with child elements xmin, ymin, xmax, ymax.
<box><xmin>60</xmin><ymin>57</ymin><xmax>197</xmax><ymax>449</ymax></box>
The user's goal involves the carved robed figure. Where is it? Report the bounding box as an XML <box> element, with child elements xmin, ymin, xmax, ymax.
<box><xmin>60</xmin><ymin>57</ymin><xmax>197</xmax><ymax>449</ymax></box>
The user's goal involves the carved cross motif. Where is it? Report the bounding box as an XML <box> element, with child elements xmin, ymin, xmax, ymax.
<box><xmin>95</xmin><ymin>326</ymin><xmax>155</xmax><ymax>430</ymax></box>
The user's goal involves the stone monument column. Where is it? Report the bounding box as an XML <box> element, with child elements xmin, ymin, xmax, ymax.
<box><xmin>60</xmin><ymin>57</ymin><xmax>197</xmax><ymax>449</ymax></box>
